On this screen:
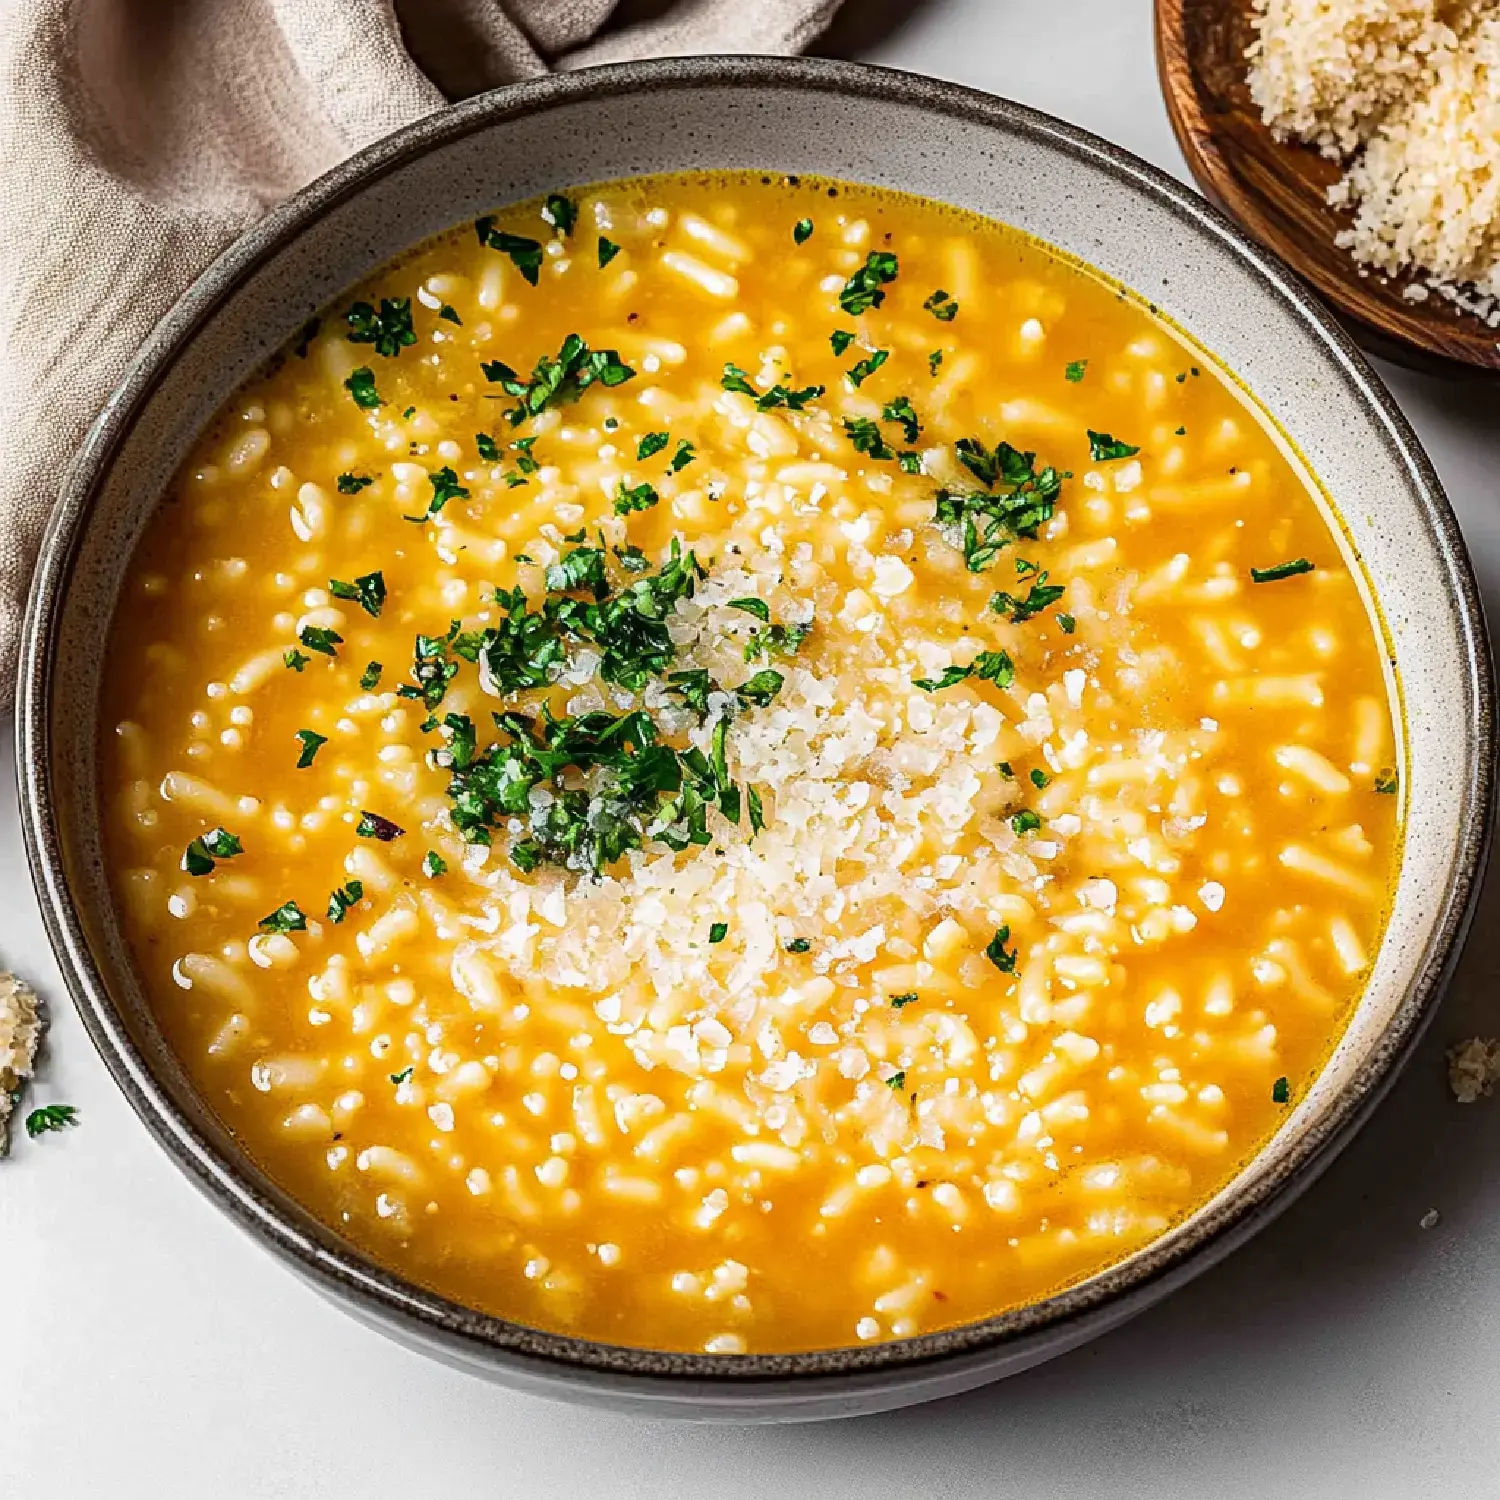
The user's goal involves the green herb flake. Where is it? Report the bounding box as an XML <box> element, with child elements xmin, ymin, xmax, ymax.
<box><xmin>1011</xmin><ymin>809</ymin><xmax>1042</xmax><ymax>836</ymax></box>
<box><xmin>986</xmin><ymin>925</ymin><xmax>1019</xmax><ymax>974</ymax></box>
<box><xmin>891</xmin><ymin>992</ymin><xmax>918</xmax><ymax>1009</ymax></box>
<box><xmin>1087</xmin><ymin>429</ymin><xmax>1140</xmax><ymax>462</ymax></box>
<box><xmin>345</xmin><ymin>297</ymin><xmax>416</xmax><ymax>358</ymax></box>
<box><xmin>785</xmin><ymin>937</ymin><xmax>811</xmax><ymax>954</ymax></box>
<box><xmin>298</xmin><ymin>625</ymin><xmax>342</xmax><ymax>657</ymax></box>
<box><xmin>294</xmin><ymin>729</ymin><xmax>328</xmax><ymax>768</ymax></box>
<box><xmin>637</xmin><ymin>431</ymin><xmax>670</xmax><ymax>461</ymax></box>
<box><xmin>390</xmin><ymin>1066</ymin><xmax>413</xmax><ymax>1085</ymax></box>
<box><xmin>668</xmin><ymin>439</ymin><xmax>696</xmax><ymax>473</ymax></box>
<box><xmin>928</xmin><ymin>349</ymin><xmax>944</xmax><ymax>376</ymax></box>
<box><xmin>25</xmin><ymin>1104</ymin><xmax>79</xmax><ymax>1138</ymax></box>
<box><xmin>1250</xmin><ymin>558</ymin><xmax>1315</xmax><ymax>584</ymax></box>
<box><xmin>1065</xmin><ymin>359</ymin><xmax>1088</xmax><ymax>382</ymax></box>
<box><xmin>793</xmin><ymin>218</ymin><xmax>814</xmax><ymax>244</ymax></box>
<box><xmin>839</xmin><ymin>250</ymin><xmax>899</xmax><ymax>316</ymax></box>
<box><xmin>846</xmin><ymin>349</ymin><xmax>890</xmax><ymax>388</ymax></box>
<box><xmin>1175</xmin><ymin>425</ymin><xmax>1187</xmax><ymax>436</ymax></box>
<box><xmin>830</xmin><ymin>329</ymin><xmax>855</xmax><ymax>356</ymax></box>
<box><xmin>423</xmin><ymin>850</ymin><xmax>447</xmax><ymax>877</ymax></box>
<box><xmin>474</xmin><ymin>215</ymin><xmax>545</xmax><ymax>285</ymax></box>
<box><xmin>990</xmin><ymin>568</ymin><xmax>1066</xmax><ymax>623</ymax></box>
<box><xmin>998</xmin><ymin>761</ymin><xmax>1014</xmax><ymax>779</ymax></box>
<box><xmin>259</xmin><ymin>900</ymin><xmax>307</xmax><ymax>934</ymax></box>
<box><xmin>344</xmin><ymin>366</ymin><xmax>381</xmax><ymax>409</ymax></box>
<box><xmin>1374</xmin><ymin>768</ymin><xmax>1399</xmax><ymax>794</ymax></box>
<box><xmin>438</xmin><ymin>304</ymin><xmax>462</xmax><ymax>325</ymax></box>
<box><xmin>422</xmin><ymin>466</ymin><xmax>470</xmax><ymax>518</ymax></box>
<box><xmin>886</xmin><ymin>1070</ymin><xmax>907</xmax><ymax>1091</ymax></box>
<box><xmin>614</xmin><ymin>479</ymin><xmax>659</xmax><ymax>515</ymax></box>
<box><xmin>329</xmin><ymin>570</ymin><xmax>386</xmax><ymax>618</ymax></box>
<box><xmin>882</xmin><ymin>395</ymin><xmax>921</xmax><ymax>443</ymax></box>
<box><xmin>844</xmin><ymin>416</ymin><xmax>894</xmax><ymax>462</ymax></box>
<box><xmin>327</xmin><ymin>880</ymin><xmax>364</xmax><ymax>924</ymax></box>
<box><xmin>1030</xmin><ymin>767</ymin><xmax>1050</xmax><ymax>789</ymax></box>
<box><xmin>736</xmin><ymin>669</ymin><xmax>784</xmax><ymax>708</ymax></box>
<box><xmin>922</xmin><ymin>288</ymin><xmax>958</xmax><ymax>322</ymax></box>
<box><xmin>1058</xmin><ymin>613</ymin><xmax>1077</xmax><ymax>634</ymax></box>
<box><xmin>284</xmin><ymin>648</ymin><xmax>310</xmax><ymax>673</ymax></box>
<box><xmin>357</xmin><ymin>810</ymin><xmax>405</xmax><ymax>842</ymax></box>
<box><xmin>1273</xmin><ymin>1076</ymin><xmax>1290</xmax><ymax>1104</ymax></box>
<box><xmin>709</xmin><ymin>921</ymin><xmax>729</xmax><ymax>944</ymax></box>
<box><xmin>484</xmin><ymin>334</ymin><xmax>636</xmax><ymax>425</ymax></box>
<box><xmin>476</xmin><ymin>433</ymin><xmax>501</xmax><ymax>462</ymax></box>
<box><xmin>337</xmin><ymin>472</ymin><xmax>373</xmax><ymax>494</ymax></box>
<box><xmin>541</xmin><ymin>193</ymin><xmax>578</xmax><ymax>237</ymax></box>
<box><xmin>181</xmin><ymin>826</ymin><xmax>243</xmax><ymax>876</ymax></box>
<box><xmin>720</xmin><ymin>362</ymin><xmax>823</xmax><ymax>411</ymax></box>
<box><xmin>728</xmin><ymin>597</ymin><xmax>771</xmax><ymax>622</ymax></box>
<box><xmin>747</xmin><ymin>784</ymin><xmax>766</xmax><ymax>836</ymax></box>
<box><xmin>598</xmin><ymin>236</ymin><xmax>622</xmax><ymax>268</ymax></box>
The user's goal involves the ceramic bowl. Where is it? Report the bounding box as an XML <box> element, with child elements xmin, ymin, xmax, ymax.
<box><xmin>17</xmin><ymin>56</ymin><xmax>1493</xmax><ymax>1422</ymax></box>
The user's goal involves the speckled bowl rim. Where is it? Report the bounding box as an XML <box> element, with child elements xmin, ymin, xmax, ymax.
<box><xmin>17</xmin><ymin>55</ymin><xmax>1494</xmax><ymax>1399</ymax></box>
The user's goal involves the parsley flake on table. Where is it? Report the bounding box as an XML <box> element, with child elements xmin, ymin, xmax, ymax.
<box><xmin>25</xmin><ymin>1104</ymin><xmax>78</xmax><ymax>1138</ymax></box>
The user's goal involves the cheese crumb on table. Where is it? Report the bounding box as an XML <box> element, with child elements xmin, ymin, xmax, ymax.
<box><xmin>1447</xmin><ymin>1035</ymin><xmax>1500</xmax><ymax>1103</ymax></box>
<box><xmin>0</xmin><ymin>970</ymin><xmax>41</xmax><ymax>1153</ymax></box>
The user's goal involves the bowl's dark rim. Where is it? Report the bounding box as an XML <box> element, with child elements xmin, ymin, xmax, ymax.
<box><xmin>16</xmin><ymin>54</ymin><xmax>1494</xmax><ymax>1391</ymax></box>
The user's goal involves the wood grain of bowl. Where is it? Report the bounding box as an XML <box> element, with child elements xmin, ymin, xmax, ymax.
<box><xmin>1156</xmin><ymin>0</ymin><xmax>1500</xmax><ymax>375</ymax></box>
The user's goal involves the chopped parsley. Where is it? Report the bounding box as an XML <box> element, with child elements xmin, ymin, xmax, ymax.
<box><xmin>729</xmin><ymin>597</ymin><xmax>770</xmax><ymax>622</ymax></box>
<box><xmin>329</xmin><ymin>570</ymin><xmax>386</xmax><ymax>617</ymax></box>
<box><xmin>785</xmin><ymin>937</ymin><xmax>811</xmax><ymax>954</ymax></box>
<box><xmin>913</xmin><ymin>649</ymin><xmax>1014</xmax><ymax>693</ymax></box>
<box><xmin>439</xmin><ymin>303</ymin><xmax>462</xmax><ymax>325</ymax></box>
<box><xmin>614</xmin><ymin>479</ymin><xmax>659</xmax><ymax>514</ymax></box>
<box><xmin>1272</xmin><ymin>1076</ymin><xmax>1290</xmax><ymax>1104</ymax></box>
<box><xmin>390</xmin><ymin>1066</ymin><xmax>413</xmax><ymax>1085</ymax></box>
<box><xmin>476</xmin><ymin>433</ymin><xmax>501</xmax><ymax>462</ymax></box>
<box><xmin>736</xmin><ymin>669</ymin><xmax>784</xmax><ymax>708</ymax></box>
<box><xmin>844</xmin><ymin>416</ymin><xmax>894</xmax><ymax>461</ymax></box>
<box><xmin>483</xmin><ymin>334</ymin><xmax>635</xmax><ymax>425</ymax></box>
<box><xmin>720</xmin><ymin>362</ymin><xmax>823</xmax><ymax>411</ymax></box>
<box><xmin>1030</xmin><ymin>767</ymin><xmax>1050</xmax><ymax>789</ymax></box>
<box><xmin>637</xmin><ymin>431</ymin><xmax>670</xmax><ymax>461</ymax></box>
<box><xmin>360</xmin><ymin>661</ymin><xmax>383</xmax><ymax>690</ymax></box>
<box><xmin>283</xmin><ymin>648</ymin><xmax>309</xmax><ymax>672</ymax></box>
<box><xmin>423</xmin><ymin>850</ymin><xmax>447</xmax><ymax>877</ymax></box>
<box><xmin>259</xmin><ymin>901</ymin><xmax>307</xmax><ymax>934</ymax></box>
<box><xmin>839</xmin><ymin>250</ymin><xmax>899</xmax><ymax>315</ymax></box>
<box><xmin>1374</xmin><ymin>768</ymin><xmax>1398</xmax><ymax>794</ymax></box>
<box><xmin>326</xmin><ymin>880</ymin><xmax>364</xmax><ymax>924</ymax></box>
<box><xmin>922</xmin><ymin>288</ymin><xmax>958</xmax><ymax>321</ymax></box>
<box><xmin>830</xmin><ymin>329</ymin><xmax>855</xmax><ymax>356</ymax></box>
<box><xmin>882</xmin><ymin>395</ymin><xmax>920</xmax><ymax>443</ymax></box>
<box><xmin>356</xmin><ymin>810</ymin><xmax>405</xmax><ymax>842</ymax></box>
<box><xmin>294</xmin><ymin>729</ymin><xmax>328</xmax><ymax>768</ymax></box>
<box><xmin>345</xmin><ymin>298</ymin><xmax>416</xmax><ymax>357</ymax></box>
<box><xmin>793</xmin><ymin>217</ymin><xmax>814</xmax><ymax>244</ymax></box>
<box><xmin>541</xmin><ymin>193</ymin><xmax>578</xmax><ymax>236</ymax></box>
<box><xmin>598</xmin><ymin>236</ymin><xmax>621</xmax><ymax>268</ymax></box>
<box><xmin>25</xmin><ymin>1104</ymin><xmax>79</xmax><ymax>1138</ymax></box>
<box><xmin>298</xmin><ymin>625</ymin><xmax>342</xmax><ymax>657</ymax></box>
<box><xmin>986</xmin><ymin>926</ymin><xmax>1019</xmax><ymax>973</ymax></box>
<box><xmin>337</xmin><ymin>472</ymin><xmax>373</xmax><ymax>494</ymax></box>
<box><xmin>1250</xmin><ymin>558</ymin><xmax>1314</xmax><ymax>584</ymax></box>
<box><xmin>709</xmin><ymin>921</ymin><xmax>729</xmax><ymax>944</ymax></box>
<box><xmin>474</xmin><ymin>215</ymin><xmax>544</xmax><ymax>285</ymax></box>
<box><xmin>1065</xmin><ymin>359</ymin><xmax>1088</xmax><ymax>382</ymax></box>
<box><xmin>936</xmin><ymin>439</ymin><xmax>1063</xmax><ymax>572</ymax></box>
<box><xmin>1011</xmin><ymin>809</ymin><xmax>1041</xmax><ymax>835</ymax></box>
<box><xmin>989</xmin><ymin>567</ymin><xmax>1065</xmax><ymax>623</ymax></box>
<box><xmin>668</xmin><ymin>439</ymin><xmax>696</xmax><ymax>473</ymax></box>
<box><xmin>886</xmin><ymin>1070</ymin><xmax>907</xmax><ymax>1091</ymax></box>
<box><xmin>891</xmin><ymin>992</ymin><xmax>918</xmax><ymax>1009</ymax></box>
<box><xmin>846</xmin><ymin>349</ymin><xmax>889</xmax><ymax>387</ymax></box>
<box><xmin>181</xmin><ymin>826</ymin><xmax>242</xmax><ymax>876</ymax></box>
<box><xmin>1057</xmin><ymin>613</ymin><xmax>1076</xmax><ymax>634</ymax></box>
<box><xmin>928</xmin><ymin>349</ymin><xmax>944</xmax><ymax>376</ymax></box>
<box><xmin>344</xmin><ymin>366</ymin><xmax>381</xmax><ymax>409</ymax></box>
<box><xmin>1087</xmin><ymin>429</ymin><xmax>1139</xmax><ymax>462</ymax></box>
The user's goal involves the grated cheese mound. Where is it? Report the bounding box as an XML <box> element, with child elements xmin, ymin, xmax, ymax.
<box><xmin>1447</xmin><ymin>1035</ymin><xmax>1500</xmax><ymax>1102</ymax></box>
<box><xmin>1333</xmin><ymin>11</ymin><xmax>1500</xmax><ymax>298</ymax></box>
<box><xmin>1247</xmin><ymin>0</ymin><xmax>1471</xmax><ymax>157</ymax></box>
<box><xmin>0</xmin><ymin>970</ymin><xmax>41</xmax><ymax>1152</ymax></box>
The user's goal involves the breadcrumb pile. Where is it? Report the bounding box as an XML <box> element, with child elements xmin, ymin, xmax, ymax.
<box><xmin>1248</xmin><ymin>0</ymin><xmax>1500</xmax><ymax>316</ymax></box>
<box><xmin>0</xmin><ymin>970</ymin><xmax>40</xmax><ymax>1152</ymax></box>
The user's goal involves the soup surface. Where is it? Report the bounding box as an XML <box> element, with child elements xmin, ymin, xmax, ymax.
<box><xmin>102</xmin><ymin>172</ymin><xmax>1401</xmax><ymax>1354</ymax></box>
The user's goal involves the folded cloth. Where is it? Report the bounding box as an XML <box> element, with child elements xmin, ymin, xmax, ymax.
<box><xmin>0</xmin><ymin>0</ymin><xmax>842</xmax><ymax>704</ymax></box>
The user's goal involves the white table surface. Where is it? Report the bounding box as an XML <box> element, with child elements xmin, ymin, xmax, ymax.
<box><xmin>10</xmin><ymin>4</ymin><xmax>1500</xmax><ymax>1494</ymax></box>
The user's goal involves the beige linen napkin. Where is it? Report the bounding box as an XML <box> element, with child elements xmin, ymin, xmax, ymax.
<box><xmin>0</xmin><ymin>0</ymin><xmax>842</xmax><ymax>704</ymax></box>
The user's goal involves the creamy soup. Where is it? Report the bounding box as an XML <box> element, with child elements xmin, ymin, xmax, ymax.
<box><xmin>101</xmin><ymin>172</ymin><xmax>1401</xmax><ymax>1354</ymax></box>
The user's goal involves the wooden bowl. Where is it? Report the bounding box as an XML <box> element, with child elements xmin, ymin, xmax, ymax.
<box><xmin>1156</xmin><ymin>0</ymin><xmax>1500</xmax><ymax>375</ymax></box>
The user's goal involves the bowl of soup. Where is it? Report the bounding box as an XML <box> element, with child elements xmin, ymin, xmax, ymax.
<box><xmin>17</xmin><ymin>56</ymin><xmax>1492</xmax><ymax>1419</ymax></box>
